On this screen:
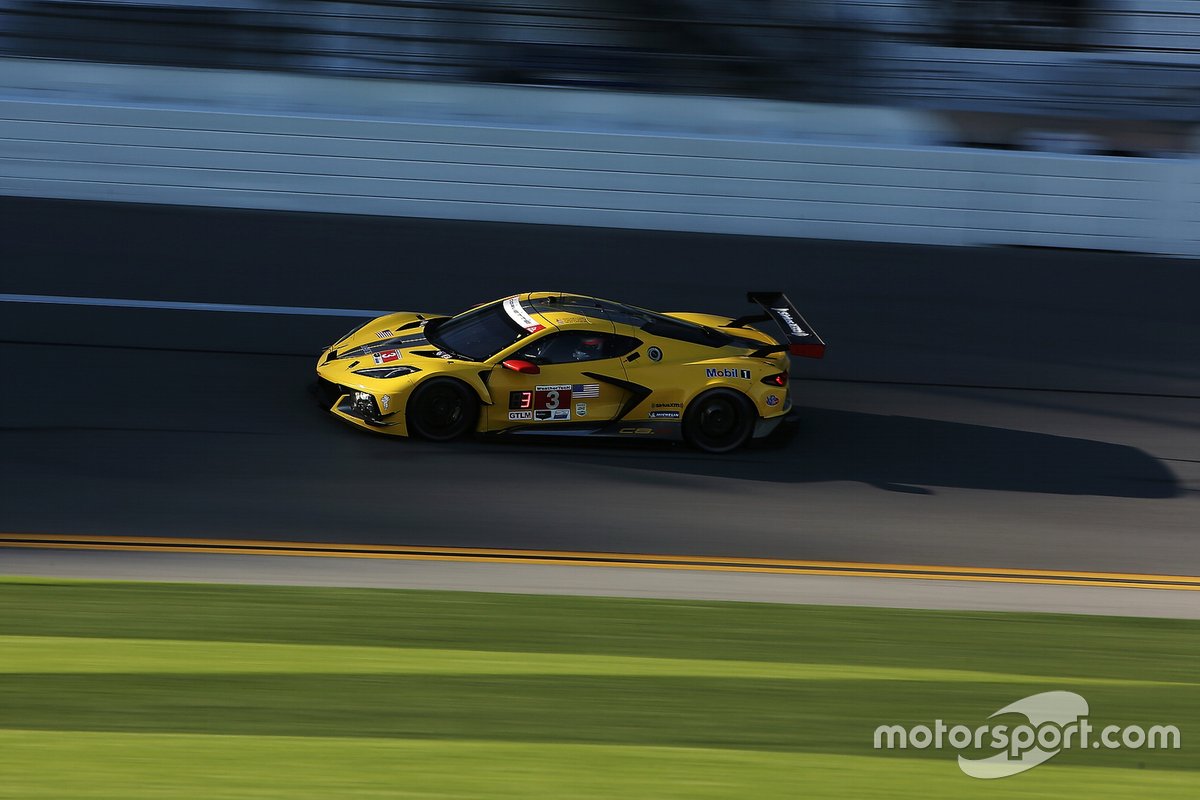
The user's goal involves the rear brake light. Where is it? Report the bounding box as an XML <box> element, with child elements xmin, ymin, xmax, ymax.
<box><xmin>762</xmin><ymin>372</ymin><xmax>788</xmax><ymax>387</ymax></box>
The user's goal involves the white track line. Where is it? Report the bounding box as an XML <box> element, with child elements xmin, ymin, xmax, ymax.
<box><xmin>0</xmin><ymin>293</ymin><xmax>389</xmax><ymax>317</ymax></box>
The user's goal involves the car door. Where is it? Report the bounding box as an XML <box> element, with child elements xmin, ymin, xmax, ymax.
<box><xmin>487</xmin><ymin>330</ymin><xmax>638</xmax><ymax>430</ymax></box>
<box><xmin>611</xmin><ymin>335</ymin><xmax>693</xmax><ymax>424</ymax></box>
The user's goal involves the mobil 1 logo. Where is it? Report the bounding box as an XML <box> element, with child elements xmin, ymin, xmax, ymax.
<box><xmin>705</xmin><ymin>368</ymin><xmax>751</xmax><ymax>379</ymax></box>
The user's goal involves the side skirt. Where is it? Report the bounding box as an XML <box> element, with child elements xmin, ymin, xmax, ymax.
<box><xmin>492</xmin><ymin>420</ymin><xmax>684</xmax><ymax>442</ymax></box>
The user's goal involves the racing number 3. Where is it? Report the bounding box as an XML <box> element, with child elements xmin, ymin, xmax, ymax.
<box><xmin>509</xmin><ymin>388</ymin><xmax>573</xmax><ymax>410</ymax></box>
<box><xmin>537</xmin><ymin>388</ymin><xmax>572</xmax><ymax>409</ymax></box>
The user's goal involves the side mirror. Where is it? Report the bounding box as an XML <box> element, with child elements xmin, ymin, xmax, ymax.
<box><xmin>501</xmin><ymin>358</ymin><xmax>540</xmax><ymax>375</ymax></box>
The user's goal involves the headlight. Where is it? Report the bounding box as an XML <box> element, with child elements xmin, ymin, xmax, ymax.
<box><xmin>351</xmin><ymin>391</ymin><xmax>378</xmax><ymax>418</ymax></box>
<box><xmin>351</xmin><ymin>365</ymin><xmax>421</xmax><ymax>379</ymax></box>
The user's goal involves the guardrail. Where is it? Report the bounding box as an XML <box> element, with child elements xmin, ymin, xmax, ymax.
<box><xmin>1</xmin><ymin>92</ymin><xmax>1197</xmax><ymax>257</ymax></box>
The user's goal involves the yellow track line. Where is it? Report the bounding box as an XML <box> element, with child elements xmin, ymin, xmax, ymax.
<box><xmin>1</xmin><ymin>533</ymin><xmax>1198</xmax><ymax>591</ymax></box>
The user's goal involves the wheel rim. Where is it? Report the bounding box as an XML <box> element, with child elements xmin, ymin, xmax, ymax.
<box><xmin>685</xmin><ymin>390</ymin><xmax>752</xmax><ymax>453</ymax></box>
<box><xmin>699</xmin><ymin>397</ymin><xmax>738</xmax><ymax>439</ymax></box>
<box><xmin>419</xmin><ymin>386</ymin><xmax>464</xmax><ymax>435</ymax></box>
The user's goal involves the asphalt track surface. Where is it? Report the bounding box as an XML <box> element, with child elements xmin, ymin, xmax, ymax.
<box><xmin>6</xmin><ymin>550</ymin><xmax>1200</xmax><ymax>619</ymax></box>
<box><xmin>1</xmin><ymin>196</ymin><xmax>1198</xmax><ymax>579</ymax></box>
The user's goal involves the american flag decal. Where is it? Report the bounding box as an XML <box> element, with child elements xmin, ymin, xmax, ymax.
<box><xmin>572</xmin><ymin>383</ymin><xmax>600</xmax><ymax>398</ymax></box>
<box><xmin>375</xmin><ymin>329</ymin><xmax>393</xmax><ymax>339</ymax></box>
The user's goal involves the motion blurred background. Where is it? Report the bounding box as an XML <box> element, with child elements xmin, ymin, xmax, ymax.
<box><xmin>2</xmin><ymin>0</ymin><xmax>1200</xmax><ymax>255</ymax></box>
<box><xmin>2</xmin><ymin>0</ymin><xmax>1197</xmax><ymax>153</ymax></box>
<box><xmin>2</xmin><ymin>5</ymin><xmax>1199</xmax><ymax>799</ymax></box>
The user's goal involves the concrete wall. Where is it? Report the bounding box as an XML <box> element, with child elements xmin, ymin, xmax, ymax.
<box><xmin>0</xmin><ymin>60</ymin><xmax>1197</xmax><ymax>257</ymax></box>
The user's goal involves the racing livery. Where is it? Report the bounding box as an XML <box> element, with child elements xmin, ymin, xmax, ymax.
<box><xmin>315</xmin><ymin>291</ymin><xmax>825</xmax><ymax>453</ymax></box>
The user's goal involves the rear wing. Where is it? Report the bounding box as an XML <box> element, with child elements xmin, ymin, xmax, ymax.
<box><xmin>729</xmin><ymin>291</ymin><xmax>826</xmax><ymax>359</ymax></box>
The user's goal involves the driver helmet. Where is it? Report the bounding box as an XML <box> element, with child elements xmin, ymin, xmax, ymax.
<box><xmin>572</xmin><ymin>336</ymin><xmax>605</xmax><ymax>361</ymax></box>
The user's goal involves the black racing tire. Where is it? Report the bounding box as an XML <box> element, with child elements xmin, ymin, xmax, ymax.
<box><xmin>682</xmin><ymin>388</ymin><xmax>755</xmax><ymax>454</ymax></box>
<box><xmin>406</xmin><ymin>378</ymin><xmax>479</xmax><ymax>442</ymax></box>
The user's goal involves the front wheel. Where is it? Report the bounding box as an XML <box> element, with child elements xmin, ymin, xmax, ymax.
<box><xmin>682</xmin><ymin>389</ymin><xmax>755</xmax><ymax>454</ymax></box>
<box><xmin>406</xmin><ymin>378</ymin><xmax>479</xmax><ymax>441</ymax></box>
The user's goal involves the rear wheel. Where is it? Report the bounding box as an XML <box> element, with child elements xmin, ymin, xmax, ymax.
<box><xmin>683</xmin><ymin>389</ymin><xmax>754</xmax><ymax>453</ymax></box>
<box><xmin>406</xmin><ymin>378</ymin><xmax>479</xmax><ymax>441</ymax></box>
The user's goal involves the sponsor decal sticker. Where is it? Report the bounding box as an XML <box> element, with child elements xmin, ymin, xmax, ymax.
<box><xmin>537</xmin><ymin>387</ymin><xmax>570</xmax><ymax>409</ymax></box>
<box><xmin>766</xmin><ymin>394</ymin><xmax>780</xmax><ymax>407</ymax></box>
<box><xmin>647</xmin><ymin>346</ymin><xmax>663</xmax><ymax>362</ymax></box>
<box><xmin>534</xmin><ymin>409</ymin><xmax>571</xmax><ymax>421</ymax></box>
<box><xmin>576</xmin><ymin>402</ymin><xmax>587</xmax><ymax>417</ymax></box>
<box><xmin>704</xmin><ymin>367</ymin><xmax>751</xmax><ymax>379</ymax></box>
<box><xmin>503</xmin><ymin>296</ymin><xmax>545</xmax><ymax>333</ymax></box>
<box><xmin>375</xmin><ymin>329</ymin><xmax>393</xmax><ymax>339</ymax></box>
<box><xmin>649</xmin><ymin>410</ymin><xmax>680</xmax><ymax>419</ymax></box>
<box><xmin>653</xmin><ymin>401</ymin><xmax>682</xmax><ymax>408</ymax></box>
<box><xmin>619</xmin><ymin>427</ymin><xmax>654</xmax><ymax>435</ymax></box>
<box><xmin>381</xmin><ymin>395</ymin><xmax>391</xmax><ymax>412</ymax></box>
<box><xmin>772</xmin><ymin>307</ymin><xmax>810</xmax><ymax>337</ymax></box>
<box><xmin>571</xmin><ymin>383</ymin><xmax>600</xmax><ymax>398</ymax></box>
<box><xmin>510</xmin><ymin>387</ymin><xmax>572</xmax><ymax>410</ymax></box>
<box><xmin>372</xmin><ymin>349</ymin><xmax>401</xmax><ymax>365</ymax></box>
<box><xmin>508</xmin><ymin>410</ymin><xmax>533</xmax><ymax>421</ymax></box>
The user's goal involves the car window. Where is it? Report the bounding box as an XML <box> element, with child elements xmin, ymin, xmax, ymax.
<box><xmin>553</xmin><ymin>295</ymin><xmax>732</xmax><ymax>348</ymax></box>
<box><xmin>425</xmin><ymin>301</ymin><xmax>532</xmax><ymax>361</ymax></box>
<box><xmin>522</xmin><ymin>331</ymin><xmax>640</xmax><ymax>364</ymax></box>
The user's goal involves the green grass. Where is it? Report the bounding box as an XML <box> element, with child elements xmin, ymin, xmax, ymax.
<box><xmin>0</xmin><ymin>579</ymin><xmax>1196</xmax><ymax>798</ymax></box>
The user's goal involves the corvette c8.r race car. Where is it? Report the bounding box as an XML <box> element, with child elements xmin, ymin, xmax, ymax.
<box><xmin>315</xmin><ymin>292</ymin><xmax>825</xmax><ymax>453</ymax></box>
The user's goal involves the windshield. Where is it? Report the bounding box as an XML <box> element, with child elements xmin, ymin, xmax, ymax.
<box><xmin>425</xmin><ymin>300</ymin><xmax>533</xmax><ymax>361</ymax></box>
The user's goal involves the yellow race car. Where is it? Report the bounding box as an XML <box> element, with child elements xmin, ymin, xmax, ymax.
<box><xmin>315</xmin><ymin>291</ymin><xmax>825</xmax><ymax>453</ymax></box>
